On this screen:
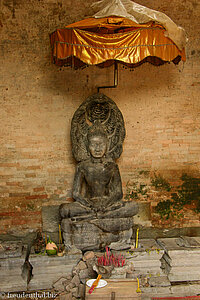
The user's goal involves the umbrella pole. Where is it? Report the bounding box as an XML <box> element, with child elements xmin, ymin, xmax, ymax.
<box><xmin>97</xmin><ymin>61</ymin><xmax>118</xmax><ymax>93</ymax></box>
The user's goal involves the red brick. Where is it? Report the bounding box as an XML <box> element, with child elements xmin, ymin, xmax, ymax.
<box><xmin>33</xmin><ymin>187</ymin><xmax>45</xmax><ymax>192</ymax></box>
<box><xmin>25</xmin><ymin>194</ymin><xmax>48</xmax><ymax>200</ymax></box>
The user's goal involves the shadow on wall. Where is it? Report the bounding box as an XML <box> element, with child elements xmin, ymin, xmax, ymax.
<box><xmin>41</xmin><ymin>60</ymin><xmax>181</xmax><ymax>100</ymax></box>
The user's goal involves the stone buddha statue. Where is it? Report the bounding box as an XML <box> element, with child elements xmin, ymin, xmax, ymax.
<box><xmin>63</xmin><ymin>121</ymin><xmax>123</xmax><ymax>213</ymax></box>
<box><xmin>60</xmin><ymin>94</ymin><xmax>138</xmax><ymax>251</ymax></box>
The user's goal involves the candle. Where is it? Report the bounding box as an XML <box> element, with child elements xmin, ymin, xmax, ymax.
<box><xmin>59</xmin><ymin>225</ymin><xmax>62</xmax><ymax>244</ymax></box>
<box><xmin>135</xmin><ymin>228</ymin><xmax>139</xmax><ymax>249</ymax></box>
<box><xmin>136</xmin><ymin>277</ymin><xmax>141</xmax><ymax>293</ymax></box>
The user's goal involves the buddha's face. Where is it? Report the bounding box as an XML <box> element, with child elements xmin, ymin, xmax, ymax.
<box><xmin>88</xmin><ymin>135</ymin><xmax>107</xmax><ymax>158</ymax></box>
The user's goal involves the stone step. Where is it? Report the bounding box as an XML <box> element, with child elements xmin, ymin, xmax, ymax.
<box><xmin>169</xmin><ymin>273</ymin><xmax>200</xmax><ymax>282</ymax></box>
<box><xmin>133</xmin><ymin>266</ymin><xmax>163</xmax><ymax>276</ymax></box>
<box><xmin>141</xmin><ymin>285</ymin><xmax>171</xmax><ymax>295</ymax></box>
<box><xmin>161</xmin><ymin>257</ymin><xmax>200</xmax><ymax>281</ymax></box>
<box><xmin>31</xmin><ymin>264</ymin><xmax>76</xmax><ymax>274</ymax></box>
<box><xmin>141</xmin><ymin>282</ymin><xmax>200</xmax><ymax>298</ymax></box>
<box><xmin>128</xmin><ymin>259</ymin><xmax>161</xmax><ymax>268</ymax></box>
<box><xmin>157</xmin><ymin>237</ymin><xmax>200</xmax><ymax>254</ymax></box>
<box><xmin>0</xmin><ymin>276</ymin><xmax>27</xmax><ymax>292</ymax></box>
<box><xmin>169</xmin><ymin>266</ymin><xmax>200</xmax><ymax>275</ymax></box>
<box><xmin>28</xmin><ymin>274</ymin><xmax>64</xmax><ymax>290</ymax></box>
<box><xmin>27</xmin><ymin>252</ymin><xmax>82</xmax><ymax>291</ymax></box>
<box><xmin>0</xmin><ymin>268</ymin><xmax>23</xmax><ymax>276</ymax></box>
<box><xmin>124</xmin><ymin>250</ymin><xmax>164</xmax><ymax>261</ymax></box>
<box><xmin>171</xmin><ymin>282</ymin><xmax>200</xmax><ymax>295</ymax></box>
<box><xmin>0</xmin><ymin>257</ymin><xmax>25</xmax><ymax>267</ymax></box>
<box><xmin>29</xmin><ymin>253</ymin><xmax>81</xmax><ymax>265</ymax></box>
<box><xmin>148</xmin><ymin>275</ymin><xmax>171</xmax><ymax>287</ymax></box>
<box><xmin>162</xmin><ymin>252</ymin><xmax>200</xmax><ymax>267</ymax></box>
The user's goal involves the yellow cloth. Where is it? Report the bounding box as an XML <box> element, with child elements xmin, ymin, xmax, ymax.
<box><xmin>50</xmin><ymin>17</ymin><xmax>185</xmax><ymax>67</ymax></box>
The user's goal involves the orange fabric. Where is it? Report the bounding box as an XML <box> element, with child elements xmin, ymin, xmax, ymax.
<box><xmin>50</xmin><ymin>17</ymin><xmax>186</xmax><ymax>67</ymax></box>
<box><xmin>65</xmin><ymin>17</ymin><xmax>158</xmax><ymax>29</ymax></box>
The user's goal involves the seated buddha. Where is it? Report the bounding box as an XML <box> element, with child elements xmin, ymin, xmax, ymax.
<box><xmin>59</xmin><ymin>94</ymin><xmax>138</xmax><ymax>250</ymax></box>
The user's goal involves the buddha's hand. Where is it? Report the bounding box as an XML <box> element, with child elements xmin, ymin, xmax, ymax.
<box><xmin>77</xmin><ymin>198</ymin><xmax>92</xmax><ymax>209</ymax></box>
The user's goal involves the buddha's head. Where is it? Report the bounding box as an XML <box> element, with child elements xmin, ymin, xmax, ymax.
<box><xmin>87</xmin><ymin>122</ymin><xmax>108</xmax><ymax>158</ymax></box>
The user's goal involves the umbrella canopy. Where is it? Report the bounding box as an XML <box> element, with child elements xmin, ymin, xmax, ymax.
<box><xmin>50</xmin><ymin>0</ymin><xmax>186</xmax><ymax>69</ymax></box>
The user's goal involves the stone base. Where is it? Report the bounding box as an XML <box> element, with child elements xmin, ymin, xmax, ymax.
<box><xmin>28</xmin><ymin>251</ymin><xmax>82</xmax><ymax>291</ymax></box>
<box><xmin>60</xmin><ymin>201</ymin><xmax>138</xmax><ymax>251</ymax></box>
<box><xmin>62</xmin><ymin>217</ymin><xmax>133</xmax><ymax>251</ymax></box>
<box><xmin>0</xmin><ymin>241</ymin><xmax>27</xmax><ymax>292</ymax></box>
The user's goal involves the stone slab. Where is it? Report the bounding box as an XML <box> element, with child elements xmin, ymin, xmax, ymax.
<box><xmin>0</xmin><ymin>256</ymin><xmax>25</xmax><ymax>268</ymax></box>
<box><xmin>157</xmin><ymin>237</ymin><xmax>200</xmax><ymax>254</ymax></box>
<box><xmin>42</xmin><ymin>205</ymin><xmax>60</xmax><ymax>233</ymax></box>
<box><xmin>29</xmin><ymin>253</ymin><xmax>82</xmax><ymax>266</ymax></box>
<box><xmin>128</xmin><ymin>259</ymin><xmax>161</xmax><ymax>268</ymax></box>
<box><xmin>163</xmin><ymin>252</ymin><xmax>200</xmax><ymax>267</ymax></box>
<box><xmin>148</xmin><ymin>275</ymin><xmax>171</xmax><ymax>287</ymax></box>
<box><xmin>0</xmin><ymin>241</ymin><xmax>24</xmax><ymax>258</ymax></box>
<box><xmin>141</xmin><ymin>286</ymin><xmax>171</xmax><ymax>295</ymax></box>
<box><xmin>168</xmin><ymin>273</ymin><xmax>200</xmax><ymax>282</ymax></box>
<box><xmin>31</xmin><ymin>264</ymin><xmax>78</xmax><ymax>274</ymax></box>
<box><xmin>133</xmin><ymin>266</ymin><xmax>162</xmax><ymax>276</ymax></box>
<box><xmin>0</xmin><ymin>256</ymin><xmax>27</xmax><ymax>291</ymax></box>
<box><xmin>116</xmin><ymin>239</ymin><xmax>164</xmax><ymax>261</ymax></box>
<box><xmin>125</xmin><ymin>250</ymin><xmax>164</xmax><ymax>261</ymax></box>
<box><xmin>169</xmin><ymin>266</ymin><xmax>200</xmax><ymax>274</ymax></box>
<box><xmin>171</xmin><ymin>283</ymin><xmax>200</xmax><ymax>295</ymax></box>
<box><xmin>0</xmin><ymin>276</ymin><xmax>27</xmax><ymax>292</ymax></box>
<box><xmin>28</xmin><ymin>274</ymin><xmax>67</xmax><ymax>290</ymax></box>
<box><xmin>28</xmin><ymin>253</ymin><xmax>82</xmax><ymax>291</ymax></box>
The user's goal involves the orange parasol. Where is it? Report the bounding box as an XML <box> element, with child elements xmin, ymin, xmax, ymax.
<box><xmin>49</xmin><ymin>0</ymin><xmax>186</xmax><ymax>89</ymax></box>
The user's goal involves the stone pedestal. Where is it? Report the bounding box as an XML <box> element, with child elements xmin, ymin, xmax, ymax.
<box><xmin>60</xmin><ymin>201</ymin><xmax>138</xmax><ymax>251</ymax></box>
<box><xmin>0</xmin><ymin>241</ymin><xmax>27</xmax><ymax>292</ymax></box>
<box><xmin>62</xmin><ymin>217</ymin><xmax>133</xmax><ymax>251</ymax></box>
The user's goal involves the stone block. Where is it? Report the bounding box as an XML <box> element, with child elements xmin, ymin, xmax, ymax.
<box><xmin>62</xmin><ymin>220</ymin><xmax>119</xmax><ymax>251</ymax></box>
<box><xmin>0</xmin><ymin>241</ymin><xmax>24</xmax><ymax>258</ymax></box>
<box><xmin>83</xmin><ymin>251</ymin><xmax>95</xmax><ymax>261</ymax></box>
<box><xmin>119</xmin><ymin>239</ymin><xmax>164</xmax><ymax>261</ymax></box>
<box><xmin>157</xmin><ymin>237</ymin><xmax>200</xmax><ymax>282</ymax></box>
<box><xmin>71</xmin><ymin>286</ymin><xmax>79</xmax><ymax>298</ymax></box>
<box><xmin>149</xmin><ymin>275</ymin><xmax>171</xmax><ymax>287</ymax></box>
<box><xmin>79</xmin><ymin>268</ymin><xmax>89</xmax><ymax>281</ymax></box>
<box><xmin>53</xmin><ymin>277</ymin><xmax>69</xmax><ymax>292</ymax></box>
<box><xmin>141</xmin><ymin>286</ymin><xmax>171</xmax><ymax>295</ymax></box>
<box><xmin>168</xmin><ymin>270</ymin><xmax>200</xmax><ymax>282</ymax></box>
<box><xmin>71</xmin><ymin>274</ymin><xmax>80</xmax><ymax>286</ymax></box>
<box><xmin>0</xmin><ymin>276</ymin><xmax>27</xmax><ymax>292</ymax></box>
<box><xmin>76</xmin><ymin>260</ymin><xmax>87</xmax><ymax>270</ymax></box>
<box><xmin>28</xmin><ymin>253</ymin><xmax>82</xmax><ymax>291</ymax></box>
<box><xmin>65</xmin><ymin>283</ymin><xmax>75</xmax><ymax>292</ymax></box>
<box><xmin>129</xmin><ymin>259</ymin><xmax>161</xmax><ymax>268</ymax></box>
<box><xmin>163</xmin><ymin>252</ymin><xmax>200</xmax><ymax>267</ymax></box>
<box><xmin>59</xmin><ymin>292</ymin><xmax>72</xmax><ymax>300</ymax></box>
<box><xmin>171</xmin><ymin>283</ymin><xmax>200</xmax><ymax>295</ymax></box>
<box><xmin>42</xmin><ymin>205</ymin><xmax>60</xmax><ymax>233</ymax></box>
<box><xmin>78</xmin><ymin>283</ymin><xmax>85</xmax><ymax>299</ymax></box>
<box><xmin>0</xmin><ymin>255</ymin><xmax>27</xmax><ymax>292</ymax></box>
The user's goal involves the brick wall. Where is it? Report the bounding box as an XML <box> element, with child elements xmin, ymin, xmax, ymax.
<box><xmin>0</xmin><ymin>0</ymin><xmax>199</xmax><ymax>236</ymax></box>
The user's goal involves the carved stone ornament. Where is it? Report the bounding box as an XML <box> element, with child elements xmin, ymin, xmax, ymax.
<box><xmin>70</xmin><ymin>93</ymin><xmax>125</xmax><ymax>162</ymax></box>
